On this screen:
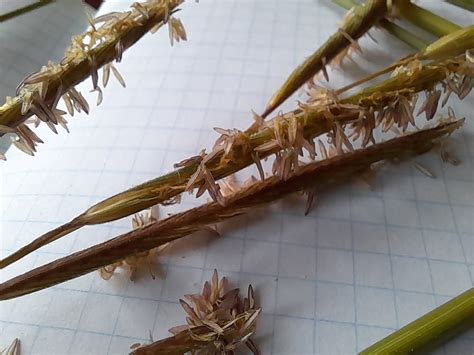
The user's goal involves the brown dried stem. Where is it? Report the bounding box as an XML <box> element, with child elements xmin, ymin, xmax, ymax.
<box><xmin>0</xmin><ymin>118</ymin><xmax>463</xmax><ymax>300</ymax></box>
<box><xmin>1</xmin><ymin>53</ymin><xmax>471</xmax><ymax>269</ymax></box>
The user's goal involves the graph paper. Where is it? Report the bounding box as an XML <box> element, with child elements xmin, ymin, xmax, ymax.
<box><xmin>0</xmin><ymin>0</ymin><xmax>473</xmax><ymax>354</ymax></box>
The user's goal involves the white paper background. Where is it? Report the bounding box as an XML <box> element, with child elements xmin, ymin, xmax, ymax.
<box><xmin>1</xmin><ymin>1</ymin><xmax>473</xmax><ymax>354</ymax></box>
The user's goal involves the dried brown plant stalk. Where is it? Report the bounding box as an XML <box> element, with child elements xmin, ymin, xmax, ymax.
<box><xmin>0</xmin><ymin>0</ymin><xmax>185</xmax><ymax>159</ymax></box>
<box><xmin>0</xmin><ymin>118</ymin><xmax>463</xmax><ymax>300</ymax></box>
<box><xmin>131</xmin><ymin>270</ymin><xmax>260</xmax><ymax>354</ymax></box>
<box><xmin>261</xmin><ymin>0</ymin><xmax>389</xmax><ymax>117</ymax></box>
<box><xmin>1</xmin><ymin>52</ymin><xmax>471</xmax><ymax>269</ymax></box>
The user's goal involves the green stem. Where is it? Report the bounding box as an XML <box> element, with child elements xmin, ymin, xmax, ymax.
<box><xmin>446</xmin><ymin>0</ymin><xmax>474</xmax><ymax>12</ymax></box>
<box><xmin>333</xmin><ymin>0</ymin><xmax>428</xmax><ymax>50</ymax></box>
<box><xmin>397</xmin><ymin>0</ymin><xmax>462</xmax><ymax>37</ymax></box>
<box><xmin>332</xmin><ymin>0</ymin><xmax>357</xmax><ymax>8</ymax></box>
<box><xmin>380</xmin><ymin>20</ymin><xmax>427</xmax><ymax>50</ymax></box>
<box><xmin>0</xmin><ymin>0</ymin><xmax>55</xmax><ymax>23</ymax></box>
<box><xmin>360</xmin><ymin>288</ymin><xmax>474</xmax><ymax>354</ymax></box>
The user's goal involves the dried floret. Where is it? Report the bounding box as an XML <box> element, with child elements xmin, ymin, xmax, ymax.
<box><xmin>110</xmin><ymin>63</ymin><xmax>126</xmax><ymax>88</ymax></box>
<box><xmin>414</xmin><ymin>162</ymin><xmax>436</xmax><ymax>179</ymax></box>
<box><xmin>219</xmin><ymin>175</ymin><xmax>241</xmax><ymax>197</ymax></box>
<box><xmin>90</xmin><ymin>87</ymin><xmax>104</xmax><ymax>106</ymax></box>
<box><xmin>174</xmin><ymin>149</ymin><xmax>205</xmax><ymax>168</ymax></box>
<box><xmin>131</xmin><ymin>270</ymin><xmax>260</xmax><ymax>354</ymax></box>
<box><xmin>102</xmin><ymin>63</ymin><xmax>111</xmax><ymax>88</ymax></box>
<box><xmin>417</xmin><ymin>89</ymin><xmax>442</xmax><ymax>120</ymax></box>
<box><xmin>99</xmin><ymin>206</ymin><xmax>168</xmax><ymax>281</ymax></box>
<box><xmin>11</xmin><ymin>137</ymin><xmax>34</xmax><ymax>156</ymax></box>
<box><xmin>168</xmin><ymin>16</ymin><xmax>187</xmax><ymax>46</ymax></box>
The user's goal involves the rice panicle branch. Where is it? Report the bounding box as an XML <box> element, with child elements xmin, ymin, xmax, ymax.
<box><xmin>0</xmin><ymin>118</ymin><xmax>464</xmax><ymax>300</ymax></box>
<box><xmin>1</xmin><ymin>51</ymin><xmax>472</xmax><ymax>269</ymax></box>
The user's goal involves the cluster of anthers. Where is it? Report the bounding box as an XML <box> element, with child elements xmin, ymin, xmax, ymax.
<box><xmin>208</xmin><ymin>52</ymin><xmax>471</xmax><ymax>210</ymax></box>
<box><xmin>166</xmin><ymin>51</ymin><xmax>473</xmax><ymax>219</ymax></box>
<box><xmin>185</xmin><ymin>112</ymin><xmax>321</xmax><ymax>208</ymax></box>
<box><xmin>306</xmin><ymin>51</ymin><xmax>472</xmax><ymax>147</ymax></box>
<box><xmin>254</xmin><ymin>111</ymin><xmax>318</xmax><ymax>181</ymax></box>
<box><xmin>0</xmin><ymin>0</ymin><xmax>187</xmax><ymax>160</ymax></box>
<box><xmin>113</xmin><ymin>50</ymin><xmax>472</xmax><ymax>284</ymax></box>
<box><xmin>177</xmin><ymin>126</ymin><xmax>257</xmax><ymax>206</ymax></box>
<box><xmin>99</xmin><ymin>206</ymin><xmax>168</xmax><ymax>281</ymax></box>
<box><xmin>132</xmin><ymin>270</ymin><xmax>261</xmax><ymax>354</ymax></box>
<box><xmin>181</xmin><ymin>148</ymin><xmax>227</xmax><ymax>206</ymax></box>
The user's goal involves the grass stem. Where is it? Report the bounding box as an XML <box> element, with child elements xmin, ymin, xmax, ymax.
<box><xmin>397</xmin><ymin>0</ymin><xmax>462</xmax><ymax>37</ymax></box>
<box><xmin>333</xmin><ymin>0</ymin><xmax>428</xmax><ymax>50</ymax></box>
<box><xmin>446</xmin><ymin>0</ymin><xmax>474</xmax><ymax>12</ymax></box>
<box><xmin>0</xmin><ymin>0</ymin><xmax>54</xmax><ymax>23</ymax></box>
<box><xmin>360</xmin><ymin>288</ymin><xmax>474</xmax><ymax>354</ymax></box>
